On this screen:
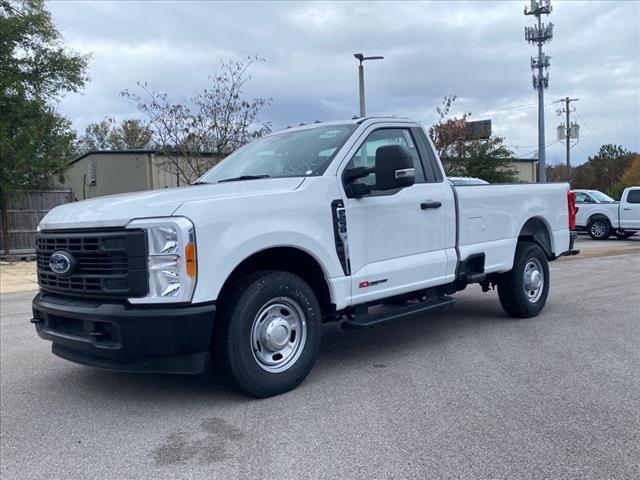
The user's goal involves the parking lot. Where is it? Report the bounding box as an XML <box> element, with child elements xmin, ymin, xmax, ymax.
<box><xmin>1</xmin><ymin>236</ymin><xmax>639</xmax><ymax>479</ymax></box>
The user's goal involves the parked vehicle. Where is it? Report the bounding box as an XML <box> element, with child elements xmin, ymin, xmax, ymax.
<box><xmin>31</xmin><ymin>118</ymin><xmax>579</xmax><ymax>397</ymax></box>
<box><xmin>448</xmin><ymin>176</ymin><xmax>489</xmax><ymax>186</ymax></box>
<box><xmin>573</xmin><ymin>187</ymin><xmax>640</xmax><ymax>240</ymax></box>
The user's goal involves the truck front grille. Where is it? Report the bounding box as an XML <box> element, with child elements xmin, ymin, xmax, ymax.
<box><xmin>36</xmin><ymin>230</ymin><xmax>148</xmax><ymax>298</ymax></box>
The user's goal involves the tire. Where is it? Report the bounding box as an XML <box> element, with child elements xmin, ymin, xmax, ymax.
<box><xmin>497</xmin><ymin>241</ymin><xmax>550</xmax><ymax>318</ymax></box>
<box><xmin>588</xmin><ymin>218</ymin><xmax>611</xmax><ymax>240</ymax></box>
<box><xmin>615</xmin><ymin>231</ymin><xmax>635</xmax><ymax>240</ymax></box>
<box><xmin>215</xmin><ymin>270</ymin><xmax>321</xmax><ymax>398</ymax></box>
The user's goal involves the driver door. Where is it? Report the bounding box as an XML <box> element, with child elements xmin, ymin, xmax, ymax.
<box><xmin>620</xmin><ymin>189</ymin><xmax>640</xmax><ymax>229</ymax></box>
<box><xmin>340</xmin><ymin>125</ymin><xmax>454</xmax><ymax>304</ymax></box>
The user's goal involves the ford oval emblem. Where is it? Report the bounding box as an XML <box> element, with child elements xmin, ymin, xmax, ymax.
<box><xmin>49</xmin><ymin>251</ymin><xmax>74</xmax><ymax>276</ymax></box>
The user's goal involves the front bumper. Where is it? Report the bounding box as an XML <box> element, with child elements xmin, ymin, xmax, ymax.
<box><xmin>32</xmin><ymin>292</ymin><xmax>216</xmax><ymax>374</ymax></box>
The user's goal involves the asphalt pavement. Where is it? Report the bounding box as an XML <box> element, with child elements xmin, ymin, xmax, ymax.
<box><xmin>1</xmin><ymin>252</ymin><xmax>639</xmax><ymax>479</ymax></box>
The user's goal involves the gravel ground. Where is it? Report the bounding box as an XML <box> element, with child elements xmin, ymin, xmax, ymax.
<box><xmin>1</xmin><ymin>252</ymin><xmax>639</xmax><ymax>479</ymax></box>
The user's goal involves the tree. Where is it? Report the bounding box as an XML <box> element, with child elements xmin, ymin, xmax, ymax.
<box><xmin>545</xmin><ymin>164</ymin><xmax>568</xmax><ymax>183</ymax></box>
<box><xmin>463</xmin><ymin>137</ymin><xmax>518</xmax><ymax>183</ymax></box>
<box><xmin>428</xmin><ymin>95</ymin><xmax>516</xmax><ymax>182</ymax></box>
<box><xmin>76</xmin><ymin>117</ymin><xmax>153</xmax><ymax>153</ymax></box>
<box><xmin>0</xmin><ymin>0</ymin><xmax>89</xmax><ymax>191</ymax></box>
<box><xmin>571</xmin><ymin>144</ymin><xmax>634</xmax><ymax>196</ymax></box>
<box><xmin>113</xmin><ymin>119</ymin><xmax>153</xmax><ymax>150</ymax></box>
<box><xmin>120</xmin><ymin>56</ymin><xmax>272</xmax><ymax>184</ymax></box>
<box><xmin>428</xmin><ymin>95</ymin><xmax>469</xmax><ymax>176</ymax></box>
<box><xmin>620</xmin><ymin>155</ymin><xmax>640</xmax><ymax>187</ymax></box>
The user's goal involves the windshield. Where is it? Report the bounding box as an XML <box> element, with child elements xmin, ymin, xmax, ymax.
<box><xmin>198</xmin><ymin>124</ymin><xmax>357</xmax><ymax>183</ymax></box>
<box><xmin>590</xmin><ymin>191</ymin><xmax>615</xmax><ymax>203</ymax></box>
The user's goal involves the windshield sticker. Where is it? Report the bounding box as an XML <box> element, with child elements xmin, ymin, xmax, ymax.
<box><xmin>402</xmin><ymin>130</ymin><xmax>415</xmax><ymax>148</ymax></box>
<box><xmin>319</xmin><ymin>130</ymin><xmax>340</xmax><ymax>139</ymax></box>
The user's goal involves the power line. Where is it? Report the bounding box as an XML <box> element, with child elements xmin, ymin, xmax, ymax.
<box><xmin>520</xmin><ymin>139</ymin><xmax>562</xmax><ymax>159</ymax></box>
<box><xmin>573</xmin><ymin>109</ymin><xmax>603</xmax><ymax>146</ymax></box>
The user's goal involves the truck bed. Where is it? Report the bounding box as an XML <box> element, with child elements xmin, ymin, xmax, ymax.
<box><xmin>454</xmin><ymin>183</ymin><xmax>571</xmax><ymax>274</ymax></box>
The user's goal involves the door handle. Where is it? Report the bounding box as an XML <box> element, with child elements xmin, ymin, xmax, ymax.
<box><xmin>421</xmin><ymin>201</ymin><xmax>442</xmax><ymax>210</ymax></box>
<box><xmin>623</xmin><ymin>208</ymin><xmax>631</xmax><ymax>211</ymax></box>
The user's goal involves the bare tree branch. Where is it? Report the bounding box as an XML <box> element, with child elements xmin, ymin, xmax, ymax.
<box><xmin>120</xmin><ymin>56</ymin><xmax>272</xmax><ymax>184</ymax></box>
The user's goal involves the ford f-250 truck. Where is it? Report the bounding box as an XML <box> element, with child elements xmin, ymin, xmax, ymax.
<box><xmin>573</xmin><ymin>188</ymin><xmax>640</xmax><ymax>240</ymax></box>
<box><xmin>32</xmin><ymin>118</ymin><xmax>579</xmax><ymax>397</ymax></box>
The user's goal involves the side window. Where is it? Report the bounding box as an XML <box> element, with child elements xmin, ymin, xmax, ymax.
<box><xmin>344</xmin><ymin>128</ymin><xmax>425</xmax><ymax>193</ymax></box>
<box><xmin>412</xmin><ymin>127</ymin><xmax>444</xmax><ymax>183</ymax></box>
<box><xmin>575</xmin><ymin>193</ymin><xmax>594</xmax><ymax>203</ymax></box>
<box><xmin>574</xmin><ymin>192</ymin><xmax>587</xmax><ymax>203</ymax></box>
<box><xmin>626</xmin><ymin>190</ymin><xmax>640</xmax><ymax>204</ymax></box>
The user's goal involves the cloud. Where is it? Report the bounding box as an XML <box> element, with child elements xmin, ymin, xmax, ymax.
<box><xmin>49</xmin><ymin>0</ymin><xmax>640</xmax><ymax>165</ymax></box>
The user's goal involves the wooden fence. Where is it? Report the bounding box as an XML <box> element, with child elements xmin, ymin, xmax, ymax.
<box><xmin>1</xmin><ymin>190</ymin><xmax>74</xmax><ymax>255</ymax></box>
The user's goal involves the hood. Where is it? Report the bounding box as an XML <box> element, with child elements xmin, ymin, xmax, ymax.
<box><xmin>40</xmin><ymin>177</ymin><xmax>305</xmax><ymax>230</ymax></box>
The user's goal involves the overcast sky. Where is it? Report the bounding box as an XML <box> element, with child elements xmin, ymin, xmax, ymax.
<box><xmin>48</xmin><ymin>0</ymin><xmax>639</xmax><ymax>165</ymax></box>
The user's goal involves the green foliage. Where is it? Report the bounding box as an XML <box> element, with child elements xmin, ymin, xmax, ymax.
<box><xmin>429</xmin><ymin>95</ymin><xmax>516</xmax><ymax>182</ymax></box>
<box><xmin>76</xmin><ymin>117</ymin><xmax>153</xmax><ymax>153</ymax></box>
<box><xmin>463</xmin><ymin>137</ymin><xmax>518</xmax><ymax>183</ymax></box>
<box><xmin>0</xmin><ymin>0</ymin><xmax>89</xmax><ymax>191</ymax></box>
<box><xmin>1</xmin><ymin>98</ymin><xmax>76</xmax><ymax>189</ymax></box>
<box><xmin>566</xmin><ymin>144</ymin><xmax>635</xmax><ymax>197</ymax></box>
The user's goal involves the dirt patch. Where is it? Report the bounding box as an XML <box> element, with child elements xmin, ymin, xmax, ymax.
<box><xmin>0</xmin><ymin>262</ymin><xmax>38</xmax><ymax>294</ymax></box>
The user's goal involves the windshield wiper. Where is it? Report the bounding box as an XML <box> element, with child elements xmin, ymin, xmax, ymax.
<box><xmin>191</xmin><ymin>181</ymin><xmax>212</xmax><ymax>185</ymax></box>
<box><xmin>218</xmin><ymin>175</ymin><xmax>270</xmax><ymax>183</ymax></box>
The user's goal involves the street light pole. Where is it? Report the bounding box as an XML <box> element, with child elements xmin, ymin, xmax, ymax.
<box><xmin>354</xmin><ymin>53</ymin><xmax>384</xmax><ymax>117</ymax></box>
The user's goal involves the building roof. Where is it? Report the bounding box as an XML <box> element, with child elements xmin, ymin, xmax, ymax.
<box><xmin>510</xmin><ymin>157</ymin><xmax>538</xmax><ymax>163</ymax></box>
<box><xmin>69</xmin><ymin>150</ymin><xmax>216</xmax><ymax>166</ymax></box>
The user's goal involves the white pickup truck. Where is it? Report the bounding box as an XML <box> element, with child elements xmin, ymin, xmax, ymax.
<box><xmin>573</xmin><ymin>188</ymin><xmax>640</xmax><ymax>240</ymax></box>
<box><xmin>32</xmin><ymin>118</ymin><xmax>578</xmax><ymax>397</ymax></box>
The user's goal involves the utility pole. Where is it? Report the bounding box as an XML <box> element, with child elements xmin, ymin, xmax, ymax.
<box><xmin>353</xmin><ymin>53</ymin><xmax>384</xmax><ymax>117</ymax></box>
<box><xmin>525</xmin><ymin>0</ymin><xmax>553</xmax><ymax>183</ymax></box>
<box><xmin>555</xmin><ymin>97</ymin><xmax>579</xmax><ymax>183</ymax></box>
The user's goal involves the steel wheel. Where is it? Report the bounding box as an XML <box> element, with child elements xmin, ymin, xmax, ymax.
<box><xmin>523</xmin><ymin>257</ymin><xmax>544</xmax><ymax>303</ymax></box>
<box><xmin>250</xmin><ymin>297</ymin><xmax>307</xmax><ymax>373</ymax></box>
<box><xmin>498</xmin><ymin>241</ymin><xmax>549</xmax><ymax>318</ymax></box>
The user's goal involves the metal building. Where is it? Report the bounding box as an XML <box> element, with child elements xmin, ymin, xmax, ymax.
<box><xmin>64</xmin><ymin>150</ymin><xmax>216</xmax><ymax>200</ymax></box>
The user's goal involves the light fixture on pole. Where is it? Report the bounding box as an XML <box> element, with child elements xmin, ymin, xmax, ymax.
<box><xmin>354</xmin><ymin>53</ymin><xmax>384</xmax><ymax>117</ymax></box>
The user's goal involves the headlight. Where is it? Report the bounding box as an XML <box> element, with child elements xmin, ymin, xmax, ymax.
<box><xmin>126</xmin><ymin>217</ymin><xmax>197</xmax><ymax>304</ymax></box>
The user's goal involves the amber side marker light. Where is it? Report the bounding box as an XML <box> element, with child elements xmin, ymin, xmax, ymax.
<box><xmin>185</xmin><ymin>242</ymin><xmax>197</xmax><ymax>278</ymax></box>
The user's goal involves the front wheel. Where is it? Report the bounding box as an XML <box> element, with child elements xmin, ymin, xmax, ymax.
<box><xmin>497</xmin><ymin>241</ymin><xmax>550</xmax><ymax>318</ymax></box>
<box><xmin>588</xmin><ymin>218</ymin><xmax>611</xmax><ymax>240</ymax></box>
<box><xmin>215</xmin><ymin>270</ymin><xmax>321</xmax><ymax>398</ymax></box>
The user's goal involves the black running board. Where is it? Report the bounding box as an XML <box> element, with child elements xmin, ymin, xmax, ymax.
<box><xmin>341</xmin><ymin>296</ymin><xmax>455</xmax><ymax>330</ymax></box>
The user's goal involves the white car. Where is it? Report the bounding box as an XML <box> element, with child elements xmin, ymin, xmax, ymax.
<box><xmin>31</xmin><ymin>118</ymin><xmax>578</xmax><ymax>397</ymax></box>
<box><xmin>573</xmin><ymin>188</ymin><xmax>640</xmax><ymax>240</ymax></box>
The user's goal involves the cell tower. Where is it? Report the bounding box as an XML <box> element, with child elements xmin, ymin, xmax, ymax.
<box><xmin>525</xmin><ymin>0</ymin><xmax>553</xmax><ymax>183</ymax></box>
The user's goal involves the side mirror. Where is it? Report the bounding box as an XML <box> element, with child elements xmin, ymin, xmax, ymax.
<box><xmin>375</xmin><ymin>144</ymin><xmax>415</xmax><ymax>191</ymax></box>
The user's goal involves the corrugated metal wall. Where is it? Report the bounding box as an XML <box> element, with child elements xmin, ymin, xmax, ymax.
<box><xmin>1</xmin><ymin>190</ymin><xmax>73</xmax><ymax>254</ymax></box>
<box><xmin>508</xmin><ymin>160</ymin><xmax>538</xmax><ymax>183</ymax></box>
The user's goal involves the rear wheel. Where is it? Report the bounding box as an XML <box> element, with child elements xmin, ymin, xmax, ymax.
<box><xmin>588</xmin><ymin>218</ymin><xmax>611</xmax><ymax>240</ymax></box>
<box><xmin>498</xmin><ymin>241</ymin><xmax>550</xmax><ymax>318</ymax></box>
<box><xmin>215</xmin><ymin>270</ymin><xmax>321</xmax><ymax>398</ymax></box>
